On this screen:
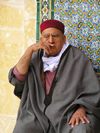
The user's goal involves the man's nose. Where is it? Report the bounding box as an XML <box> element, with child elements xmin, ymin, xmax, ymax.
<box><xmin>48</xmin><ymin>35</ymin><xmax>54</xmax><ymax>43</ymax></box>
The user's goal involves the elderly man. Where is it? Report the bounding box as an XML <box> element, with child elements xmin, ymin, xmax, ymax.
<box><xmin>8</xmin><ymin>19</ymin><xmax>100</xmax><ymax>133</ymax></box>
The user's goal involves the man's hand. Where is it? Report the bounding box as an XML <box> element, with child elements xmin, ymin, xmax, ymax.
<box><xmin>16</xmin><ymin>41</ymin><xmax>53</xmax><ymax>75</ymax></box>
<box><xmin>32</xmin><ymin>41</ymin><xmax>54</xmax><ymax>55</ymax></box>
<box><xmin>68</xmin><ymin>107</ymin><xmax>90</xmax><ymax>127</ymax></box>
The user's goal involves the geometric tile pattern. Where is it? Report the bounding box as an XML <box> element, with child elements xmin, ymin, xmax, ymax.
<box><xmin>54</xmin><ymin>0</ymin><xmax>100</xmax><ymax>72</ymax></box>
<box><xmin>36</xmin><ymin>0</ymin><xmax>100</xmax><ymax>79</ymax></box>
<box><xmin>36</xmin><ymin>0</ymin><xmax>54</xmax><ymax>42</ymax></box>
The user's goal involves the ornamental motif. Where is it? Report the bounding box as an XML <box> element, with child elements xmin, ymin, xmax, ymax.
<box><xmin>54</xmin><ymin>0</ymin><xmax>100</xmax><ymax>70</ymax></box>
<box><xmin>36</xmin><ymin>0</ymin><xmax>100</xmax><ymax>78</ymax></box>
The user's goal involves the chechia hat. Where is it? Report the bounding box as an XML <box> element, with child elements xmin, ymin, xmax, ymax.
<box><xmin>40</xmin><ymin>19</ymin><xmax>64</xmax><ymax>34</ymax></box>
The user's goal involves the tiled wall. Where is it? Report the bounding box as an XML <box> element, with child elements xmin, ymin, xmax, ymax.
<box><xmin>54</xmin><ymin>0</ymin><xmax>100</xmax><ymax>77</ymax></box>
<box><xmin>36</xmin><ymin>0</ymin><xmax>100</xmax><ymax>79</ymax></box>
<box><xmin>0</xmin><ymin>0</ymin><xmax>36</xmax><ymax>132</ymax></box>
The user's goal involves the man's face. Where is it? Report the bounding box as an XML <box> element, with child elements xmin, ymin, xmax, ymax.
<box><xmin>41</xmin><ymin>28</ymin><xmax>66</xmax><ymax>56</ymax></box>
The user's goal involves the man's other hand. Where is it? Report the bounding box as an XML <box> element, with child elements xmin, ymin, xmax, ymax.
<box><xmin>68</xmin><ymin>107</ymin><xmax>90</xmax><ymax>127</ymax></box>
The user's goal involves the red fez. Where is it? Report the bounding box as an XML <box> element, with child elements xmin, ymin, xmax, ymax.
<box><xmin>40</xmin><ymin>19</ymin><xmax>64</xmax><ymax>34</ymax></box>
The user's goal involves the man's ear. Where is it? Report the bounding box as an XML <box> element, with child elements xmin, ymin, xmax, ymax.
<box><xmin>63</xmin><ymin>35</ymin><xmax>66</xmax><ymax>43</ymax></box>
<box><xmin>40</xmin><ymin>37</ymin><xmax>42</xmax><ymax>42</ymax></box>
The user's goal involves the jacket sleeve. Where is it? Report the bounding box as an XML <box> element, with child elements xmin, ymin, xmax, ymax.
<box><xmin>8</xmin><ymin>67</ymin><xmax>25</xmax><ymax>99</ymax></box>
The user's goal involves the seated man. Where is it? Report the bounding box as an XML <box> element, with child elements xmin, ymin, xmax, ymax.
<box><xmin>8</xmin><ymin>19</ymin><xmax>100</xmax><ymax>133</ymax></box>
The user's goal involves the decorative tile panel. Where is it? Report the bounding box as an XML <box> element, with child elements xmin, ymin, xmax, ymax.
<box><xmin>36</xmin><ymin>0</ymin><xmax>100</xmax><ymax>78</ymax></box>
<box><xmin>54</xmin><ymin>0</ymin><xmax>100</xmax><ymax>78</ymax></box>
<box><xmin>36</xmin><ymin>0</ymin><xmax>54</xmax><ymax>42</ymax></box>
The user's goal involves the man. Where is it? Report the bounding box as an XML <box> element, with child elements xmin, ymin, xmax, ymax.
<box><xmin>8</xmin><ymin>19</ymin><xmax>100</xmax><ymax>133</ymax></box>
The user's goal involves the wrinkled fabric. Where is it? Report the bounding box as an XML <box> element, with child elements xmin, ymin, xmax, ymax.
<box><xmin>8</xmin><ymin>46</ymin><xmax>100</xmax><ymax>133</ymax></box>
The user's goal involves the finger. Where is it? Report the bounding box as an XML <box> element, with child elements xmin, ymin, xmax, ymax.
<box><xmin>80</xmin><ymin>117</ymin><xmax>86</xmax><ymax>124</ymax></box>
<box><xmin>68</xmin><ymin>119</ymin><xmax>72</xmax><ymax>125</ymax></box>
<box><xmin>83</xmin><ymin>116</ymin><xmax>90</xmax><ymax>123</ymax></box>
<box><xmin>42</xmin><ymin>43</ymin><xmax>51</xmax><ymax>54</ymax></box>
<box><xmin>42</xmin><ymin>42</ymin><xmax>54</xmax><ymax>49</ymax></box>
<box><xmin>44</xmin><ymin>43</ymin><xmax>52</xmax><ymax>53</ymax></box>
<box><xmin>48</xmin><ymin>43</ymin><xmax>55</xmax><ymax>47</ymax></box>
<box><xmin>76</xmin><ymin>118</ymin><xmax>79</xmax><ymax>125</ymax></box>
<box><xmin>44</xmin><ymin>45</ymin><xmax>51</xmax><ymax>54</ymax></box>
<box><xmin>71</xmin><ymin>119</ymin><xmax>75</xmax><ymax>128</ymax></box>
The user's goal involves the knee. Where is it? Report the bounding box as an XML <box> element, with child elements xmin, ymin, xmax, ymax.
<box><xmin>71</xmin><ymin>122</ymin><xmax>94</xmax><ymax>133</ymax></box>
<box><xmin>59</xmin><ymin>122</ymin><xmax>93</xmax><ymax>133</ymax></box>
